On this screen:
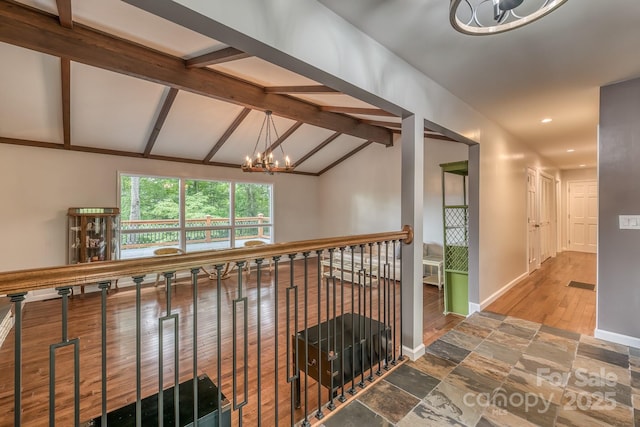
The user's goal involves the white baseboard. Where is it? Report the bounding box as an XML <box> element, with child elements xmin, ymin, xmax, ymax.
<box><xmin>468</xmin><ymin>303</ymin><xmax>481</xmax><ymax>315</ymax></box>
<box><xmin>479</xmin><ymin>271</ymin><xmax>528</xmax><ymax>310</ymax></box>
<box><xmin>594</xmin><ymin>328</ymin><xmax>640</xmax><ymax>349</ymax></box>
<box><xmin>402</xmin><ymin>343</ymin><xmax>426</xmax><ymax>361</ymax></box>
<box><xmin>25</xmin><ymin>289</ymin><xmax>61</xmax><ymax>303</ymax></box>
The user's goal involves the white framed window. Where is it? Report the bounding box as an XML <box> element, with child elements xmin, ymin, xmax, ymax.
<box><xmin>118</xmin><ymin>173</ymin><xmax>273</xmax><ymax>259</ymax></box>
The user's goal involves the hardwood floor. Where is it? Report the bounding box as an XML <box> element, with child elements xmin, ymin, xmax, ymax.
<box><xmin>0</xmin><ymin>259</ymin><xmax>407</xmax><ymax>426</ymax></box>
<box><xmin>486</xmin><ymin>251</ymin><xmax>597</xmax><ymax>335</ymax></box>
<box><xmin>422</xmin><ymin>284</ymin><xmax>465</xmax><ymax>346</ymax></box>
<box><xmin>0</xmin><ymin>251</ymin><xmax>594</xmax><ymax>426</ymax></box>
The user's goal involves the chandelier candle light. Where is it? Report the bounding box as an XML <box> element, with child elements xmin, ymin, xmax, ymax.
<box><xmin>242</xmin><ymin>110</ymin><xmax>293</xmax><ymax>174</ymax></box>
<box><xmin>450</xmin><ymin>0</ymin><xmax>568</xmax><ymax>35</ymax></box>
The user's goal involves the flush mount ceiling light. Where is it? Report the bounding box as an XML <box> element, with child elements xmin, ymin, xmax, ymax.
<box><xmin>566</xmin><ymin>148</ymin><xmax>575</xmax><ymax>152</ymax></box>
<box><xmin>450</xmin><ymin>0</ymin><xmax>568</xmax><ymax>35</ymax></box>
<box><xmin>541</xmin><ymin>118</ymin><xmax>553</xmax><ymax>123</ymax></box>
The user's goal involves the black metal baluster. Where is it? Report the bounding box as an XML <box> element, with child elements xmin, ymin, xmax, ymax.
<box><xmin>98</xmin><ymin>281</ymin><xmax>111</xmax><ymax>425</ymax></box>
<box><xmin>398</xmin><ymin>240</ymin><xmax>404</xmax><ymax>361</ymax></box>
<box><xmin>327</xmin><ymin>248</ymin><xmax>337</xmax><ymax>411</ymax></box>
<box><xmin>215</xmin><ymin>264</ymin><xmax>224</xmax><ymax>427</ymax></box>
<box><xmin>273</xmin><ymin>255</ymin><xmax>281</xmax><ymax>425</ymax></box>
<box><xmin>358</xmin><ymin>244</ymin><xmax>365</xmax><ymax>389</ymax></box>
<box><xmin>256</xmin><ymin>258</ymin><xmax>263</xmax><ymax>426</ymax></box>
<box><xmin>338</xmin><ymin>247</ymin><xmax>347</xmax><ymax>403</ymax></box>
<box><xmin>315</xmin><ymin>250</ymin><xmax>324</xmax><ymax>420</ymax></box>
<box><xmin>190</xmin><ymin>268</ymin><xmax>200</xmax><ymax>426</ymax></box>
<box><xmin>133</xmin><ymin>275</ymin><xmax>145</xmax><ymax>426</ymax></box>
<box><xmin>232</xmin><ymin>261</ymin><xmax>248</xmax><ymax>426</ymax></box>
<box><xmin>301</xmin><ymin>252</ymin><xmax>311</xmax><ymax>427</ymax></box>
<box><xmin>9</xmin><ymin>292</ymin><xmax>26</xmax><ymax>427</ymax></box>
<box><xmin>367</xmin><ymin>243</ymin><xmax>374</xmax><ymax>383</ymax></box>
<box><xmin>285</xmin><ymin>254</ymin><xmax>299</xmax><ymax>426</ymax></box>
<box><xmin>49</xmin><ymin>286</ymin><xmax>80</xmax><ymax>426</ymax></box>
<box><xmin>390</xmin><ymin>242</ymin><xmax>397</xmax><ymax>365</ymax></box>
<box><xmin>383</xmin><ymin>242</ymin><xmax>391</xmax><ymax>370</ymax></box>
<box><xmin>348</xmin><ymin>245</ymin><xmax>357</xmax><ymax>396</ymax></box>
<box><xmin>158</xmin><ymin>272</ymin><xmax>179</xmax><ymax>427</ymax></box>
<box><xmin>376</xmin><ymin>242</ymin><xmax>383</xmax><ymax>376</ymax></box>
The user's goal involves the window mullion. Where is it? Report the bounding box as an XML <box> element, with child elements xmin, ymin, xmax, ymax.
<box><xmin>180</xmin><ymin>178</ymin><xmax>186</xmax><ymax>252</ymax></box>
<box><xmin>230</xmin><ymin>182</ymin><xmax>236</xmax><ymax>248</ymax></box>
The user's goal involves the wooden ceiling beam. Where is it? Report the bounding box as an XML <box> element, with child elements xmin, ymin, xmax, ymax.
<box><xmin>55</xmin><ymin>0</ymin><xmax>72</xmax><ymax>28</ymax></box>
<box><xmin>361</xmin><ymin>119</ymin><xmax>402</xmax><ymax>129</ymax></box>
<box><xmin>319</xmin><ymin>106</ymin><xmax>395</xmax><ymax>117</ymax></box>
<box><xmin>266</xmin><ymin>121</ymin><xmax>303</xmax><ymax>154</ymax></box>
<box><xmin>293</xmin><ymin>132</ymin><xmax>341</xmax><ymax>168</ymax></box>
<box><xmin>0</xmin><ymin>137</ymin><xmax>319</xmax><ymax>176</ymax></box>
<box><xmin>318</xmin><ymin>141</ymin><xmax>373</xmax><ymax>175</ymax></box>
<box><xmin>0</xmin><ymin>2</ymin><xmax>392</xmax><ymax>146</ymax></box>
<box><xmin>61</xmin><ymin>57</ymin><xmax>71</xmax><ymax>148</ymax></box>
<box><xmin>143</xmin><ymin>87</ymin><xmax>179</xmax><ymax>157</ymax></box>
<box><xmin>264</xmin><ymin>85</ymin><xmax>339</xmax><ymax>94</ymax></box>
<box><xmin>185</xmin><ymin>47</ymin><xmax>250</xmax><ymax>68</ymax></box>
<box><xmin>203</xmin><ymin>107</ymin><xmax>251</xmax><ymax>163</ymax></box>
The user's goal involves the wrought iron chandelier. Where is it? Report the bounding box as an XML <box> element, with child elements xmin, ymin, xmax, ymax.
<box><xmin>450</xmin><ymin>0</ymin><xmax>568</xmax><ymax>35</ymax></box>
<box><xmin>241</xmin><ymin>110</ymin><xmax>293</xmax><ymax>174</ymax></box>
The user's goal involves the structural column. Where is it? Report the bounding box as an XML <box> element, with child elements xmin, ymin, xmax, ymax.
<box><xmin>467</xmin><ymin>144</ymin><xmax>480</xmax><ymax>313</ymax></box>
<box><xmin>400</xmin><ymin>114</ymin><xmax>425</xmax><ymax>360</ymax></box>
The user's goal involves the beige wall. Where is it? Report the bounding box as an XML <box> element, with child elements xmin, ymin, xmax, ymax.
<box><xmin>0</xmin><ymin>143</ymin><xmax>321</xmax><ymax>272</ymax></box>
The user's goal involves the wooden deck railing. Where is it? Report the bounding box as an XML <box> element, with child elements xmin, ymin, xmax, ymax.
<box><xmin>0</xmin><ymin>226</ymin><xmax>412</xmax><ymax>427</ymax></box>
<box><xmin>121</xmin><ymin>215</ymin><xmax>271</xmax><ymax>249</ymax></box>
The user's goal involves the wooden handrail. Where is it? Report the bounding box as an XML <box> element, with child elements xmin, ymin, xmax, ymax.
<box><xmin>0</xmin><ymin>228</ymin><xmax>412</xmax><ymax>295</ymax></box>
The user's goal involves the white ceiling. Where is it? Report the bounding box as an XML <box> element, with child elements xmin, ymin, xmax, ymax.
<box><xmin>2</xmin><ymin>0</ymin><xmax>403</xmax><ymax>176</ymax></box>
<box><xmin>4</xmin><ymin>0</ymin><xmax>637</xmax><ymax>171</ymax></box>
<box><xmin>318</xmin><ymin>0</ymin><xmax>640</xmax><ymax>169</ymax></box>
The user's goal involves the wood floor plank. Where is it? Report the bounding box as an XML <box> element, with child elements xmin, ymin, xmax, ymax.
<box><xmin>487</xmin><ymin>251</ymin><xmax>596</xmax><ymax>335</ymax></box>
<box><xmin>0</xmin><ymin>259</ymin><xmax>413</xmax><ymax>426</ymax></box>
<box><xmin>0</xmin><ymin>251</ymin><xmax>595</xmax><ymax>425</ymax></box>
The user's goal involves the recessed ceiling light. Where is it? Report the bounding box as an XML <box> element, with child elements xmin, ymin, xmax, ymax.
<box><xmin>541</xmin><ymin>118</ymin><xmax>553</xmax><ymax>124</ymax></box>
<box><xmin>567</xmin><ymin>149</ymin><xmax>575</xmax><ymax>153</ymax></box>
<box><xmin>579</xmin><ymin>164</ymin><xmax>586</xmax><ymax>167</ymax></box>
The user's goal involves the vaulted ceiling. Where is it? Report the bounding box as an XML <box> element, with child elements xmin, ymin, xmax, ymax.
<box><xmin>0</xmin><ymin>0</ymin><xmax>457</xmax><ymax>177</ymax></box>
<box><xmin>4</xmin><ymin>1</ymin><xmax>635</xmax><ymax>172</ymax></box>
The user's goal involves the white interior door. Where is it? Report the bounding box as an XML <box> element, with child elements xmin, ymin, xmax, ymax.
<box><xmin>568</xmin><ymin>180</ymin><xmax>598</xmax><ymax>253</ymax></box>
<box><xmin>527</xmin><ymin>168</ymin><xmax>539</xmax><ymax>271</ymax></box>
<box><xmin>539</xmin><ymin>174</ymin><xmax>554</xmax><ymax>262</ymax></box>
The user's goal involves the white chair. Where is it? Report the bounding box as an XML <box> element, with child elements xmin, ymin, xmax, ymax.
<box><xmin>243</xmin><ymin>240</ymin><xmax>272</xmax><ymax>280</ymax></box>
<box><xmin>153</xmin><ymin>247</ymin><xmax>186</xmax><ymax>287</ymax></box>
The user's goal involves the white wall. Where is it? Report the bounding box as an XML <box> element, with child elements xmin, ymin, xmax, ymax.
<box><xmin>559</xmin><ymin>167</ymin><xmax>597</xmax><ymax>250</ymax></box>
<box><xmin>0</xmin><ymin>143</ymin><xmax>320</xmax><ymax>272</ymax></box>
<box><xmin>424</xmin><ymin>141</ymin><xmax>468</xmax><ymax>245</ymax></box>
<box><xmin>319</xmin><ymin>137</ymin><xmax>468</xmax><ymax>244</ymax></box>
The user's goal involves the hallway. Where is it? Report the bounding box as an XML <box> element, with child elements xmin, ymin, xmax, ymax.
<box><xmin>420</xmin><ymin>251</ymin><xmax>597</xmax><ymax>348</ymax></box>
<box><xmin>486</xmin><ymin>251</ymin><xmax>597</xmax><ymax>336</ymax></box>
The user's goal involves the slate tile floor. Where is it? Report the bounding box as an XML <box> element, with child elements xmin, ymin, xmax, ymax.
<box><xmin>320</xmin><ymin>311</ymin><xmax>640</xmax><ymax>427</ymax></box>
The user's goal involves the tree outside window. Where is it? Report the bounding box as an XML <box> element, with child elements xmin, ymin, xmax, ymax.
<box><xmin>119</xmin><ymin>175</ymin><xmax>273</xmax><ymax>258</ymax></box>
